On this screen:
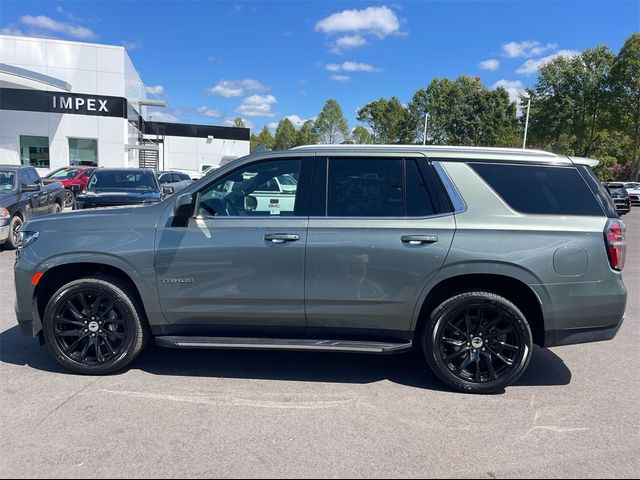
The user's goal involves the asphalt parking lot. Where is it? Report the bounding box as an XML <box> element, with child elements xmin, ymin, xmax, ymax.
<box><xmin>0</xmin><ymin>213</ymin><xmax>638</xmax><ymax>479</ymax></box>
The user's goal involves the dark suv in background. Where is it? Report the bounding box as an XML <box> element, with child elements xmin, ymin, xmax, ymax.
<box><xmin>604</xmin><ymin>182</ymin><xmax>631</xmax><ymax>215</ymax></box>
<box><xmin>14</xmin><ymin>146</ymin><xmax>626</xmax><ymax>393</ymax></box>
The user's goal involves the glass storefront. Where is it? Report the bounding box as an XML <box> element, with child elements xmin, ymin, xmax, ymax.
<box><xmin>20</xmin><ymin>136</ymin><xmax>50</xmax><ymax>168</ymax></box>
<box><xmin>69</xmin><ymin>138</ymin><xmax>98</xmax><ymax>166</ymax></box>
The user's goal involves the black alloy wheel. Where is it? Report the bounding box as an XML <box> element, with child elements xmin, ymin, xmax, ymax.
<box><xmin>43</xmin><ymin>277</ymin><xmax>148</xmax><ymax>374</ymax></box>
<box><xmin>423</xmin><ymin>291</ymin><xmax>532</xmax><ymax>394</ymax></box>
<box><xmin>51</xmin><ymin>291</ymin><xmax>128</xmax><ymax>366</ymax></box>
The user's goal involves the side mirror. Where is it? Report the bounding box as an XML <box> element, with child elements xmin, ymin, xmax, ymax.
<box><xmin>172</xmin><ymin>193</ymin><xmax>195</xmax><ymax>227</ymax></box>
<box><xmin>22</xmin><ymin>183</ymin><xmax>40</xmax><ymax>192</ymax></box>
<box><xmin>162</xmin><ymin>186</ymin><xmax>175</xmax><ymax>196</ymax></box>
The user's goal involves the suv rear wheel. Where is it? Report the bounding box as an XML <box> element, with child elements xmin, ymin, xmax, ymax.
<box><xmin>421</xmin><ymin>291</ymin><xmax>533</xmax><ymax>394</ymax></box>
<box><xmin>42</xmin><ymin>276</ymin><xmax>148</xmax><ymax>375</ymax></box>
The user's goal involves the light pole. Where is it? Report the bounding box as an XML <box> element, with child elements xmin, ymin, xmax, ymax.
<box><xmin>522</xmin><ymin>96</ymin><xmax>531</xmax><ymax>149</ymax></box>
<box><xmin>422</xmin><ymin>113</ymin><xmax>429</xmax><ymax>146</ymax></box>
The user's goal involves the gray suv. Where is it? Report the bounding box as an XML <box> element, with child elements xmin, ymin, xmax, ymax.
<box><xmin>13</xmin><ymin>146</ymin><xmax>627</xmax><ymax>393</ymax></box>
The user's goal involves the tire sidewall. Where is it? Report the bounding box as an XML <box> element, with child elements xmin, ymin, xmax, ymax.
<box><xmin>422</xmin><ymin>292</ymin><xmax>533</xmax><ymax>393</ymax></box>
<box><xmin>43</xmin><ymin>279</ymin><xmax>141</xmax><ymax>375</ymax></box>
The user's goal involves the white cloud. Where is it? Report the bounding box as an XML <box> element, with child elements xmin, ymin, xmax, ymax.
<box><xmin>478</xmin><ymin>59</ymin><xmax>500</xmax><ymax>71</ymax></box>
<box><xmin>19</xmin><ymin>14</ymin><xmax>96</xmax><ymax>39</ymax></box>
<box><xmin>326</xmin><ymin>61</ymin><xmax>380</xmax><ymax>72</ymax></box>
<box><xmin>145</xmin><ymin>85</ymin><xmax>164</xmax><ymax>96</ymax></box>
<box><xmin>206</xmin><ymin>79</ymin><xmax>267</xmax><ymax>97</ymax></box>
<box><xmin>316</xmin><ymin>6</ymin><xmax>400</xmax><ymax>38</ymax></box>
<box><xmin>267</xmin><ymin>122</ymin><xmax>279</xmax><ymax>131</ymax></box>
<box><xmin>122</xmin><ymin>39</ymin><xmax>143</xmax><ymax>51</ymax></box>
<box><xmin>146</xmin><ymin>110</ymin><xmax>179</xmax><ymax>122</ymax></box>
<box><xmin>284</xmin><ymin>115</ymin><xmax>315</xmax><ymax>128</ymax></box>
<box><xmin>197</xmin><ymin>106</ymin><xmax>221</xmax><ymax>118</ymax></box>
<box><xmin>1</xmin><ymin>26</ymin><xmax>25</xmax><ymax>36</ymax></box>
<box><xmin>237</xmin><ymin>94</ymin><xmax>277</xmax><ymax>117</ymax></box>
<box><xmin>492</xmin><ymin>79</ymin><xmax>524</xmax><ymax>104</ymax></box>
<box><xmin>331</xmin><ymin>74</ymin><xmax>350</xmax><ymax>82</ymax></box>
<box><xmin>502</xmin><ymin>40</ymin><xmax>558</xmax><ymax>58</ymax></box>
<box><xmin>331</xmin><ymin>34</ymin><xmax>367</xmax><ymax>54</ymax></box>
<box><xmin>516</xmin><ymin>50</ymin><xmax>579</xmax><ymax>75</ymax></box>
<box><xmin>224</xmin><ymin>117</ymin><xmax>254</xmax><ymax>129</ymax></box>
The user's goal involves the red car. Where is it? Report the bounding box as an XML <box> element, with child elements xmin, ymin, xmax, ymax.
<box><xmin>42</xmin><ymin>167</ymin><xmax>97</xmax><ymax>208</ymax></box>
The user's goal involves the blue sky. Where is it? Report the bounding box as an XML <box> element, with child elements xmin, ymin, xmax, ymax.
<box><xmin>1</xmin><ymin>1</ymin><xmax>638</xmax><ymax>132</ymax></box>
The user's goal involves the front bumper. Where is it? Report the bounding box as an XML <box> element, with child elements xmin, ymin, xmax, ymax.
<box><xmin>14</xmin><ymin>250</ymin><xmax>40</xmax><ymax>336</ymax></box>
<box><xmin>0</xmin><ymin>224</ymin><xmax>9</xmax><ymax>242</ymax></box>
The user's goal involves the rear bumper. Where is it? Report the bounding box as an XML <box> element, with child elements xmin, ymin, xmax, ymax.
<box><xmin>538</xmin><ymin>274</ymin><xmax>627</xmax><ymax>348</ymax></box>
<box><xmin>544</xmin><ymin>317</ymin><xmax>624</xmax><ymax>347</ymax></box>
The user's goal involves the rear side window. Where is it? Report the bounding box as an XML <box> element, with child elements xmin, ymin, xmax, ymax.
<box><xmin>470</xmin><ymin>163</ymin><xmax>604</xmax><ymax>216</ymax></box>
<box><xmin>328</xmin><ymin>158</ymin><xmax>403</xmax><ymax>217</ymax></box>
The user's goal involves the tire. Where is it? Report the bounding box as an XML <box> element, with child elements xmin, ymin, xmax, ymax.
<box><xmin>5</xmin><ymin>215</ymin><xmax>23</xmax><ymax>250</ymax></box>
<box><xmin>421</xmin><ymin>291</ymin><xmax>533</xmax><ymax>394</ymax></box>
<box><xmin>53</xmin><ymin>202</ymin><xmax>63</xmax><ymax>214</ymax></box>
<box><xmin>42</xmin><ymin>276</ymin><xmax>148</xmax><ymax>375</ymax></box>
<box><xmin>64</xmin><ymin>189</ymin><xmax>75</xmax><ymax>208</ymax></box>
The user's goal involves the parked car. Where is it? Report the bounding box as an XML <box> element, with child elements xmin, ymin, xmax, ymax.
<box><xmin>14</xmin><ymin>146</ymin><xmax>627</xmax><ymax>394</ymax></box>
<box><xmin>624</xmin><ymin>182</ymin><xmax>640</xmax><ymax>206</ymax></box>
<box><xmin>604</xmin><ymin>182</ymin><xmax>631</xmax><ymax>215</ymax></box>
<box><xmin>73</xmin><ymin>168</ymin><xmax>171</xmax><ymax>210</ymax></box>
<box><xmin>42</xmin><ymin>166</ymin><xmax>97</xmax><ymax>208</ymax></box>
<box><xmin>155</xmin><ymin>170</ymin><xmax>193</xmax><ymax>194</ymax></box>
<box><xmin>0</xmin><ymin>165</ymin><xmax>64</xmax><ymax>249</ymax></box>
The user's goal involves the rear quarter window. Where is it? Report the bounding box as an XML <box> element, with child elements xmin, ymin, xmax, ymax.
<box><xmin>470</xmin><ymin>163</ymin><xmax>604</xmax><ymax>216</ymax></box>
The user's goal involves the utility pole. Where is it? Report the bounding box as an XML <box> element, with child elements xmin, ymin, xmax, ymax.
<box><xmin>423</xmin><ymin>113</ymin><xmax>429</xmax><ymax>146</ymax></box>
<box><xmin>522</xmin><ymin>97</ymin><xmax>531</xmax><ymax>149</ymax></box>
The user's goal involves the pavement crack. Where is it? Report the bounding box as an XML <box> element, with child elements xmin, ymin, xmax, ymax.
<box><xmin>36</xmin><ymin>377</ymin><xmax>101</xmax><ymax>426</ymax></box>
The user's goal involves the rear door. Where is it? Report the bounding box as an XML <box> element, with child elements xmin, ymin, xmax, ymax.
<box><xmin>304</xmin><ymin>155</ymin><xmax>456</xmax><ymax>337</ymax></box>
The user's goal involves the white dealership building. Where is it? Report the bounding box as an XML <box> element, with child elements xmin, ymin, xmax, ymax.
<box><xmin>0</xmin><ymin>34</ymin><xmax>250</xmax><ymax>177</ymax></box>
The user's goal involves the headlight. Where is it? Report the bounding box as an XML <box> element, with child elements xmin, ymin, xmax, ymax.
<box><xmin>17</xmin><ymin>231</ymin><xmax>39</xmax><ymax>249</ymax></box>
<box><xmin>0</xmin><ymin>208</ymin><xmax>9</xmax><ymax>220</ymax></box>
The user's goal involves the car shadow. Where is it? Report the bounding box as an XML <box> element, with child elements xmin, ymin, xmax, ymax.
<box><xmin>0</xmin><ymin>325</ymin><xmax>572</xmax><ymax>392</ymax></box>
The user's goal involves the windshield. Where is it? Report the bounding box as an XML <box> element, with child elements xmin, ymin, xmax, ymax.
<box><xmin>0</xmin><ymin>171</ymin><xmax>16</xmax><ymax>191</ymax></box>
<box><xmin>47</xmin><ymin>168</ymin><xmax>81</xmax><ymax>180</ymax></box>
<box><xmin>87</xmin><ymin>171</ymin><xmax>158</xmax><ymax>193</ymax></box>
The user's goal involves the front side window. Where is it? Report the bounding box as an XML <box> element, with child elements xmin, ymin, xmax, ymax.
<box><xmin>20</xmin><ymin>136</ymin><xmax>49</xmax><ymax>168</ymax></box>
<box><xmin>69</xmin><ymin>138</ymin><xmax>98</xmax><ymax>167</ymax></box>
<box><xmin>198</xmin><ymin>159</ymin><xmax>302</xmax><ymax>217</ymax></box>
<box><xmin>327</xmin><ymin>158</ymin><xmax>403</xmax><ymax>217</ymax></box>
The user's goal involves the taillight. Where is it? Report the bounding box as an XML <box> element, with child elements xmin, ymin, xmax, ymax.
<box><xmin>604</xmin><ymin>219</ymin><xmax>626</xmax><ymax>271</ymax></box>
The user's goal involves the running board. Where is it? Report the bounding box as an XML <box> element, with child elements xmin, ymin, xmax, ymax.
<box><xmin>155</xmin><ymin>336</ymin><xmax>413</xmax><ymax>354</ymax></box>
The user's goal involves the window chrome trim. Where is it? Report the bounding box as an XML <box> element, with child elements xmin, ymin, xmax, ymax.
<box><xmin>432</xmin><ymin>161</ymin><xmax>467</xmax><ymax>214</ymax></box>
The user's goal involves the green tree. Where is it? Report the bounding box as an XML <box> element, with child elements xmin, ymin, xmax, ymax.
<box><xmin>351</xmin><ymin>125</ymin><xmax>373</xmax><ymax>144</ymax></box>
<box><xmin>313</xmin><ymin>99</ymin><xmax>349</xmax><ymax>144</ymax></box>
<box><xmin>274</xmin><ymin>118</ymin><xmax>297</xmax><ymax>150</ymax></box>
<box><xmin>610</xmin><ymin>33</ymin><xmax>640</xmax><ymax>180</ymax></box>
<box><xmin>296</xmin><ymin>119</ymin><xmax>317</xmax><ymax>146</ymax></box>
<box><xmin>525</xmin><ymin>46</ymin><xmax>615</xmax><ymax>156</ymax></box>
<box><xmin>408</xmin><ymin>76</ymin><xmax>520</xmax><ymax>147</ymax></box>
<box><xmin>250</xmin><ymin>126</ymin><xmax>275</xmax><ymax>152</ymax></box>
<box><xmin>233</xmin><ymin>117</ymin><xmax>246</xmax><ymax>128</ymax></box>
<box><xmin>357</xmin><ymin>97</ymin><xmax>413</xmax><ymax>143</ymax></box>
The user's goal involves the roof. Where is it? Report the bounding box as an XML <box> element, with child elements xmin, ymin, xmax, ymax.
<box><xmin>289</xmin><ymin>144</ymin><xmax>572</xmax><ymax>164</ymax></box>
<box><xmin>0</xmin><ymin>164</ymin><xmax>31</xmax><ymax>170</ymax></box>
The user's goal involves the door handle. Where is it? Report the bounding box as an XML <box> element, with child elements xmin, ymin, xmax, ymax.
<box><xmin>265</xmin><ymin>233</ymin><xmax>300</xmax><ymax>243</ymax></box>
<box><xmin>401</xmin><ymin>235</ymin><xmax>438</xmax><ymax>245</ymax></box>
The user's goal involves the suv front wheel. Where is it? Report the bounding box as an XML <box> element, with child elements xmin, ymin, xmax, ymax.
<box><xmin>42</xmin><ymin>276</ymin><xmax>148</xmax><ymax>375</ymax></box>
<box><xmin>421</xmin><ymin>291</ymin><xmax>533</xmax><ymax>394</ymax></box>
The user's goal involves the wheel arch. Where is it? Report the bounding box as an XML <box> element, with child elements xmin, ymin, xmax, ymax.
<box><xmin>413</xmin><ymin>273</ymin><xmax>546</xmax><ymax>347</ymax></box>
<box><xmin>34</xmin><ymin>262</ymin><xmax>148</xmax><ymax>329</ymax></box>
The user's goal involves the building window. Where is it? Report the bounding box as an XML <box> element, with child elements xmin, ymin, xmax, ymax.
<box><xmin>20</xmin><ymin>136</ymin><xmax>50</xmax><ymax>168</ymax></box>
<box><xmin>69</xmin><ymin>138</ymin><xmax>98</xmax><ymax>166</ymax></box>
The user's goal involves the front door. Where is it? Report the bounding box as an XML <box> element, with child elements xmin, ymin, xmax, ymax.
<box><xmin>155</xmin><ymin>156</ymin><xmax>312</xmax><ymax>332</ymax></box>
<box><xmin>305</xmin><ymin>156</ymin><xmax>456</xmax><ymax>337</ymax></box>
